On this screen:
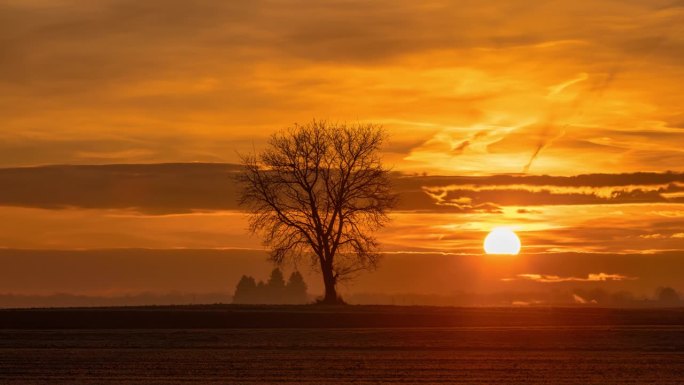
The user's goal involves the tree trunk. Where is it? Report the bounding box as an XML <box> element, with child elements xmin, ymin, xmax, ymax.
<box><xmin>320</xmin><ymin>264</ymin><xmax>342</xmax><ymax>304</ymax></box>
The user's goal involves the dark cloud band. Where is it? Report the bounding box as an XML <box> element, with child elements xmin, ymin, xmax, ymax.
<box><xmin>1</xmin><ymin>163</ymin><xmax>683</xmax><ymax>214</ymax></box>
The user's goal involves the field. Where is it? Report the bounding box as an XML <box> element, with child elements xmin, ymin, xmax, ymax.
<box><xmin>1</xmin><ymin>306</ymin><xmax>684</xmax><ymax>384</ymax></box>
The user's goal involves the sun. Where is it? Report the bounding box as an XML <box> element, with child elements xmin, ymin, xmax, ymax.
<box><xmin>483</xmin><ymin>227</ymin><xmax>521</xmax><ymax>255</ymax></box>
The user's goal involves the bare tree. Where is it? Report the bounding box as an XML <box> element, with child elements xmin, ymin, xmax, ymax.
<box><xmin>238</xmin><ymin>121</ymin><xmax>397</xmax><ymax>304</ymax></box>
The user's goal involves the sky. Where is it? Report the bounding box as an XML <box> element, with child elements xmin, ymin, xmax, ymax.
<box><xmin>1</xmin><ymin>0</ymin><xmax>683</xmax><ymax>305</ymax></box>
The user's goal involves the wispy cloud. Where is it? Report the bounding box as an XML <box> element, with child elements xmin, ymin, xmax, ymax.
<box><xmin>0</xmin><ymin>0</ymin><xmax>682</xmax><ymax>173</ymax></box>
<box><xmin>572</xmin><ymin>294</ymin><xmax>596</xmax><ymax>304</ymax></box>
<box><xmin>502</xmin><ymin>272</ymin><xmax>636</xmax><ymax>283</ymax></box>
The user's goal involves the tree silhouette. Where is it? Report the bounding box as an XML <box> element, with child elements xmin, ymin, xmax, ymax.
<box><xmin>239</xmin><ymin>121</ymin><xmax>397</xmax><ymax>304</ymax></box>
<box><xmin>267</xmin><ymin>268</ymin><xmax>286</xmax><ymax>289</ymax></box>
<box><xmin>232</xmin><ymin>268</ymin><xmax>309</xmax><ymax>304</ymax></box>
<box><xmin>266</xmin><ymin>268</ymin><xmax>286</xmax><ymax>300</ymax></box>
<box><xmin>286</xmin><ymin>271</ymin><xmax>308</xmax><ymax>304</ymax></box>
<box><xmin>656</xmin><ymin>287</ymin><xmax>681</xmax><ymax>305</ymax></box>
<box><xmin>232</xmin><ymin>275</ymin><xmax>257</xmax><ymax>304</ymax></box>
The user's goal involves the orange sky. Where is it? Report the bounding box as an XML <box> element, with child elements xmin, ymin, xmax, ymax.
<box><xmin>1</xmin><ymin>0</ymin><xmax>683</xmax><ymax>304</ymax></box>
<box><xmin>2</xmin><ymin>0</ymin><xmax>683</xmax><ymax>174</ymax></box>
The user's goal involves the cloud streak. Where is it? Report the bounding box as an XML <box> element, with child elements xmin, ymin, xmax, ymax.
<box><xmin>503</xmin><ymin>273</ymin><xmax>636</xmax><ymax>283</ymax></box>
<box><xmin>2</xmin><ymin>164</ymin><xmax>684</xmax><ymax>214</ymax></box>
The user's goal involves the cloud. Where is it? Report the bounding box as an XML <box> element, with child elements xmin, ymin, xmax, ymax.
<box><xmin>0</xmin><ymin>0</ymin><xmax>683</xmax><ymax>260</ymax></box>
<box><xmin>0</xmin><ymin>0</ymin><xmax>683</xmax><ymax>174</ymax></box>
<box><xmin>0</xmin><ymin>163</ymin><xmax>245</xmax><ymax>214</ymax></box>
<box><xmin>572</xmin><ymin>294</ymin><xmax>597</xmax><ymax>304</ymax></box>
<box><xmin>2</xmin><ymin>164</ymin><xmax>684</xmax><ymax>214</ymax></box>
<box><xmin>640</xmin><ymin>233</ymin><xmax>667</xmax><ymax>239</ymax></box>
<box><xmin>416</xmin><ymin>173</ymin><xmax>684</xmax><ymax>207</ymax></box>
<box><xmin>503</xmin><ymin>272</ymin><xmax>636</xmax><ymax>283</ymax></box>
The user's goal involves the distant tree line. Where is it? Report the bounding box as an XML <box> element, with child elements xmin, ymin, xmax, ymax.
<box><xmin>570</xmin><ymin>286</ymin><xmax>682</xmax><ymax>307</ymax></box>
<box><xmin>233</xmin><ymin>268</ymin><xmax>308</xmax><ymax>304</ymax></box>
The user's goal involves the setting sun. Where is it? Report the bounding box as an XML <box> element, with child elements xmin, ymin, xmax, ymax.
<box><xmin>484</xmin><ymin>227</ymin><xmax>521</xmax><ymax>255</ymax></box>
